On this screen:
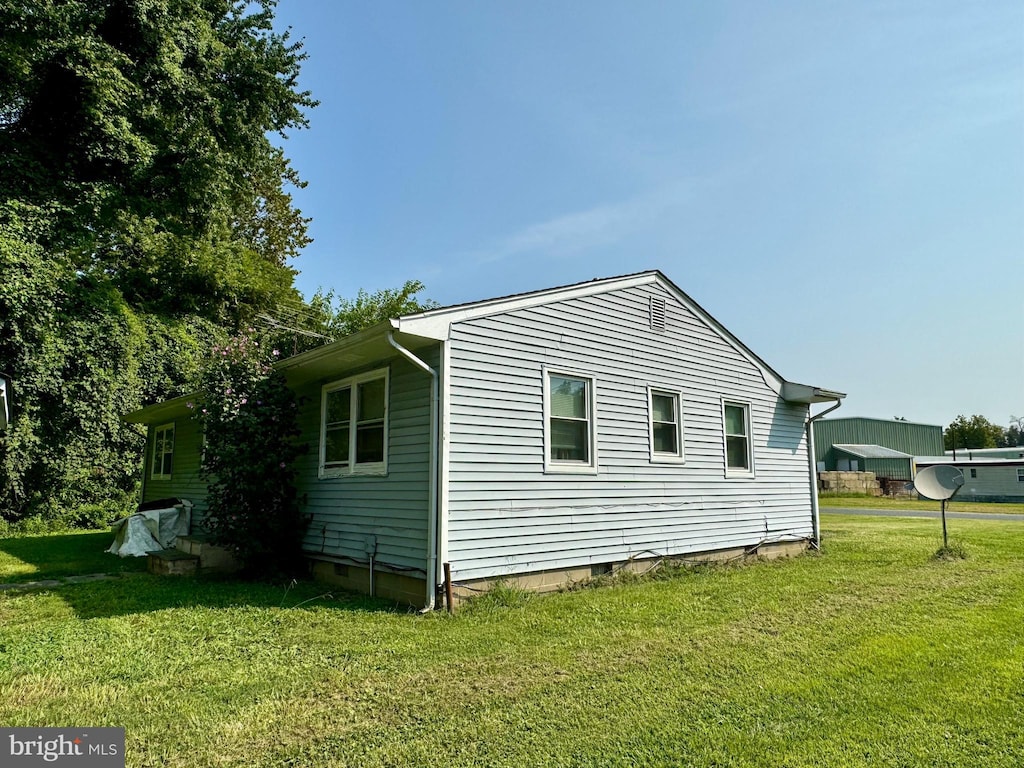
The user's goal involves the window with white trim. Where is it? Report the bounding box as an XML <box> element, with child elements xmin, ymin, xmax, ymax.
<box><xmin>723</xmin><ymin>401</ymin><xmax>753</xmax><ymax>474</ymax></box>
<box><xmin>545</xmin><ymin>371</ymin><xmax>596</xmax><ymax>471</ymax></box>
<box><xmin>649</xmin><ymin>388</ymin><xmax>684</xmax><ymax>462</ymax></box>
<box><xmin>151</xmin><ymin>423</ymin><xmax>174</xmax><ymax>480</ymax></box>
<box><xmin>1017</xmin><ymin>468</ymin><xmax>1024</xmax><ymax>483</ymax></box>
<box><xmin>320</xmin><ymin>369</ymin><xmax>389</xmax><ymax>477</ymax></box>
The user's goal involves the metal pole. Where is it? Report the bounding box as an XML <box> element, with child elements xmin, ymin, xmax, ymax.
<box><xmin>443</xmin><ymin>562</ymin><xmax>454</xmax><ymax>614</ymax></box>
<box><xmin>941</xmin><ymin>499</ymin><xmax>948</xmax><ymax>548</ymax></box>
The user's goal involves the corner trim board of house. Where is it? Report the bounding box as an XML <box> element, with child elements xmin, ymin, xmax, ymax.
<box><xmin>386</xmin><ymin>332</ymin><xmax>441</xmax><ymax>612</ymax></box>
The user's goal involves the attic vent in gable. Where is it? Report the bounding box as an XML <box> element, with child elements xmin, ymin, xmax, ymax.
<box><xmin>649</xmin><ymin>297</ymin><xmax>667</xmax><ymax>331</ymax></box>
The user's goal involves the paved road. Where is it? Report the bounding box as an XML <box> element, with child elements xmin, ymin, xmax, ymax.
<box><xmin>823</xmin><ymin>507</ymin><xmax>1024</xmax><ymax>522</ymax></box>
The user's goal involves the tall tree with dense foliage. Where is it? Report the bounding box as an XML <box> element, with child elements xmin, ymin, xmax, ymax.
<box><xmin>943</xmin><ymin>414</ymin><xmax>1006</xmax><ymax>451</ymax></box>
<box><xmin>0</xmin><ymin>1</ymin><xmax>316</xmax><ymax>526</ymax></box>
<box><xmin>265</xmin><ymin>280</ymin><xmax>440</xmax><ymax>356</ymax></box>
<box><xmin>0</xmin><ymin>0</ymin><xmax>315</xmax><ymax>303</ymax></box>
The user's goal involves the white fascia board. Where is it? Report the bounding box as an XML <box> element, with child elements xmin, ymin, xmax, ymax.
<box><xmin>274</xmin><ymin>322</ymin><xmax>395</xmax><ymax>371</ymax></box>
<box><xmin>780</xmin><ymin>382</ymin><xmax>847</xmax><ymax>404</ymax></box>
<box><xmin>389</xmin><ymin>315</ymin><xmax>451</xmax><ymax>340</ymax></box>
<box><xmin>653</xmin><ymin>275</ymin><xmax>791</xmax><ymax>397</ymax></box>
<box><xmin>653</xmin><ymin>275</ymin><xmax>843</xmax><ymax>403</ymax></box>
<box><xmin>396</xmin><ymin>270</ymin><xmax>832</xmax><ymax>401</ymax></box>
<box><xmin>394</xmin><ymin>272</ymin><xmax>660</xmax><ymax>340</ymax></box>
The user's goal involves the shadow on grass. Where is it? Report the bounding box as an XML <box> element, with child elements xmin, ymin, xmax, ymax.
<box><xmin>48</xmin><ymin>573</ymin><xmax>407</xmax><ymax>620</ymax></box>
<box><xmin>0</xmin><ymin>531</ymin><xmax>410</xmax><ymax>619</ymax></box>
<box><xmin>0</xmin><ymin>531</ymin><xmax>148</xmax><ymax>583</ymax></box>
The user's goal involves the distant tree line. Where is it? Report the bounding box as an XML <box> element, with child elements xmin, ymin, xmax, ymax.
<box><xmin>943</xmin><ymin>414</ymin><xmax>1024</xmax><ymax>451</ymax></box>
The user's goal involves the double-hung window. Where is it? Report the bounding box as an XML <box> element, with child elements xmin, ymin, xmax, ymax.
<box><xmin>151</xmin><ymin>423</ymin><xmax>174</xmax><ymax>480</ymax></box>
<box><xmin>320</xmin><ymin>369</ymin><xmax>389</xmax><ymax>477</ymax></box>
<box><xmin>649</xmin><ymin>389</ymin><xmax>684</xmax><ymax>462</ymax></box>
<box><xmin>545</xmin><ymin>371</ymin><xmax>597</xmax><ymax>472</ymax></box>
<box><xmin>723</xmin><ymin>401</ymin><xmax>753</xmax><ymax>476</ymax></box>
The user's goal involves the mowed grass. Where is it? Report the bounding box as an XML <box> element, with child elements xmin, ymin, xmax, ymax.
<box><xmin>1</xmin><ymin>515</ymin><xmax>1022</xmax><ymax>767</ymax></box>
<box><xmin>0</xmin><ymin>530</ymin><xmax>148</xmax><ymax>583</ymax></box>
<box><xmin>819</xmin><ymin>493</ymin><xmax>1024</xmax><ymax>515</ymax></box>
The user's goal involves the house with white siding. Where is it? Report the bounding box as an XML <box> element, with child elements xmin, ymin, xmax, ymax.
<box><xmin>126</xmin><ymin>271</ymin><xmax>844</xmax><ymax>607</ymax></box>
<box><xmin>915</xmin><ymin>458</ymin><xmax>1024</xmax><ymax>504</ymax></box>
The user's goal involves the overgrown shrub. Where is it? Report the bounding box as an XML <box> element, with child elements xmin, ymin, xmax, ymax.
<box><xmin>192</xmin><ymin>333</ymin><xmax>307</xmax><ymax>577</ymax></box>
<box><xmin>0</xmin><ymin>201</ymin><xmax>228</xmax><ymax>526</ymax></box>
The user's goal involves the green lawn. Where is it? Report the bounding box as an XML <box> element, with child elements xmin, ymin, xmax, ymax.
<box><xmin>0</xmin><ymin>530</ymin><xmax>148</xmax><ymax>583</ymax></box>
<box><xmin>819</xmin><ymin>493</ymin><xmax>1024</xmax><ymax>515</ymax></box>
<box><xmin>1</xmin><ymin>515</ymin><xmax>1022</xmax><ymax>767</ymax></box>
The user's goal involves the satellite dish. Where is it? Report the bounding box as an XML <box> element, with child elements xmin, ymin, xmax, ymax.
<box><xmin>913</xmin><ymin>465</ymin><xmax>964</xmax><ymax>501</ymax></box>
<box><xmin>914</xmin><ymin>465</ymin><xmax>965</xmax><ymax>549</ymax></box>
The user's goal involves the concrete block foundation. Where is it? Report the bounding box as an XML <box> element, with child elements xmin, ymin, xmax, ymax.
<box><xmin>448</xmin><ymin>539</ymin><xmax>809</xmax><ymax>608</ymax></box>
<box><xmin>309</xmin><ymin>559</ymin><xmax>427</xmax><ymax>607</ymax></box>
<box><xmin>304</xmin><ymin>540</ymin><xmax>810</xmax><ymax>610</ymax></box>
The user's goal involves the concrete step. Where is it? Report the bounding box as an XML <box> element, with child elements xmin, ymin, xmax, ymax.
<box><xmin>174</xmin><ymin>535</ymin><xmax>240</xmax><ymax>573</ymax></box>
<box><xmin>148</xmin><ymin>548</ymin><xmax>199</xmax><ymax>576</ymax></box>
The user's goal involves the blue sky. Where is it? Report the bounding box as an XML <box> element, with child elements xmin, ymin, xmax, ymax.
<box><xmin>270</xmin><ymin>1</ymin><xmax>1023</xmax><ymax>430</ymax></box>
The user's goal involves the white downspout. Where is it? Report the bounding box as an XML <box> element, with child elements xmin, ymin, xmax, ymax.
<box><xmin>806</xmin><ymin>399</ymin><xmax>844</xmax><ymax>549</ymax></box>
<box><xmin>387</xmin><ymin>332</ymin><xmax>439</xmax><ymax>611</ymax></box>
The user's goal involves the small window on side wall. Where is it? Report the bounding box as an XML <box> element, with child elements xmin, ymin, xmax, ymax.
<box><xmin>545</xmin><ymin>370</ymin><xmax>597</xmax><ymax>473</ymax></box>
<box><xmin>723</xmin><ymin>401</ymin><xmax>753</xmax><ymax>476</ymax></box>
<box><xmin>320</xmin><ymin>369</ymin><xmax>389</xmax><ymax>478</ymax></box>
<box><xmin>649</xmin><ymin>388</ymin><xmax>684</xmax><ymax>462</ymax></box>
<box><xmin>151</xmin><ymin>423</ymin><xmax>174</xmax><ymax>480</ymax></box>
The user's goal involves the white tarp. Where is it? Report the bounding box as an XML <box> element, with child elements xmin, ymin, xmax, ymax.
<box><xmin>107</xmin><ymin>501</ymin><xmax>193</xmax><ymax>557</ymax></box>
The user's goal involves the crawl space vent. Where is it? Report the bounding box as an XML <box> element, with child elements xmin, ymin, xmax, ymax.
<box><xmin>649</xmin><ymin>297</ymin><xmax>667</xmax><ymax>331</ymax></box>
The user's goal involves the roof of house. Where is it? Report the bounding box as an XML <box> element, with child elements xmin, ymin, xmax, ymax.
<box><xmin>916</xmin><ymin>457</ymin><xmax>1024</xmax><ymax>467</ymax></box>
<box><xmin>943</xmin><ymin>447</ymin><xmax>1024</xmax><ymax>457</ymax></box>
<box><xmin>833</xmin><ymin>444</ymin><xmax>912</xmax><ymax>460</ymax></box>
<box><xmin>393</xmin><ymin>270</ymin><xmax>844</xmax><ymax>405</ymax></box>
<box><xmin>125</xmin><ymin>270</ymin><xmax>844</xmax><ymax>424</ymax></box>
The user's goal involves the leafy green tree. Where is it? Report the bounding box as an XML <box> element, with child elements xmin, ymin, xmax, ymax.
<box><xmin>999</xmin><ymin>415</ymin><xmax>1024</xmax><ymax>448</ymax></box>
<box><xmin>265</xmin><ymin>280</ymin><xmax>440</xmax><ymax>356</ymax></box>
<box><xmin>329</xmin><ymin>280</ymin><xmax>440</xmax><ymax>336</ymax></box>
<box><xmin>0</xmin><ymin>202</ymin><xmax>228</xmax><ymax>525</ymax></box>
<box><xmin>191</xmin><ymin>333</ymin><xmax>307</xmax><ymax>577</ymax></box>
<box><xmin>0</xmin><ymin>1</ymin><xmax>315</xmax><ymax>526</ymax></box>
<box><xmin>944</xmin><ymin>414</ymin><xmax>1006</xmax><ymax>451</ymax></box>
<box><xmin>0</xmin><ymin>0</ymin><xmax>315</xmax><ymax>284</ymax></box>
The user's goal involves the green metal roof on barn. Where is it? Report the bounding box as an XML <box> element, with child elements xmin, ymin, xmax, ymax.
<box><xmin>813</xmin><ymin>417</ymin><xmax>944</xmax><ymax>480</ymax></box>
<box><xmin>833</xmin><ymin>444</ymin><xmax>913</xmax><ymax>459</ymax></box>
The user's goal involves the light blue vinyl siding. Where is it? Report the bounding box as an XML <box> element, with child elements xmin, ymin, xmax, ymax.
<box><xmin>142</xmin><ymin>417</ymin><xmax>209</xmax><ymax>521</ymax></box>
<box><xmin>295</xmin><ymin>351</ymin><xmax>434</xmax><ymax>574</ymax></box>
<box><xmin>140</xmin><ymin>351</ymin><xmax>434</xmax><ymax>574</ymax></box>
<box><xmin>445</xmin><ymin>284</ymin><xmax>813</xmax><ymax>581</ymax></box>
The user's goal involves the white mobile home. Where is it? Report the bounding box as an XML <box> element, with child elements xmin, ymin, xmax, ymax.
<box><xmin>126</xmin><ymin>271</ymin><xmax>844</xmax><ymax>606</ymax></box>
<box><xmin>916</xmin><ymin>458</ymin><xmax>1024</xmax><ymax>504</ymax></box>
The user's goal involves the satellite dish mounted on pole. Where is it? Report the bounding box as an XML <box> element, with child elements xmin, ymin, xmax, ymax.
<box><xmin>913</xmin><ymin>465</ymin><xmax>965</xmax><ymax>549</ymax></box>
